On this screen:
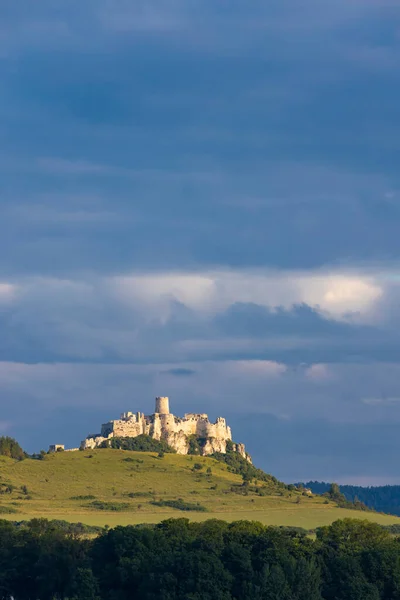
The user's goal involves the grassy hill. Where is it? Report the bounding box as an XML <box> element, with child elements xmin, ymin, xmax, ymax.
<box><xmin>1</xmin><ymin>449</ymin><xmax>400</xmax><ymax>530</ymax></box>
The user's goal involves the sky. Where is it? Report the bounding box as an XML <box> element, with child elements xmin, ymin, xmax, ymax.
<box><xmin>1</xmin><ymin>0</ymin><xmax>400</xmax><ymax>484</ymax></box>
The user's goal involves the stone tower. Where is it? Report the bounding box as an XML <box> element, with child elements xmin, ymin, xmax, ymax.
<box><xmin>155</xmin><ymin>396</ymin><xmax>170</xmax><ymax>415</ymax></box>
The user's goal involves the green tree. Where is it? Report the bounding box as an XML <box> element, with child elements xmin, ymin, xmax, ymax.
<box><xmin>0</xmin><ymin>436</ymin><xmax>25</xmax><ymax>460</ymax></box>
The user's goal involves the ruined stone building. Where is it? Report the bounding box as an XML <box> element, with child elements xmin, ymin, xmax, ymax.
<box><xmin>81</xmin><ymin>396</ymin><xmax>250</xmax><ymax>460</ymax></box>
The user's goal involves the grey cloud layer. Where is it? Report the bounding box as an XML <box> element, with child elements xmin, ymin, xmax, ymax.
<box><xmin>1</xmin><ymin>0</ymin><xmax>400</xmax><ymax>481</ymax></box>
<box><xmin>0</xmin><ymin>268</ymin><xmax>393</xmax><ymax>362</ymax></box>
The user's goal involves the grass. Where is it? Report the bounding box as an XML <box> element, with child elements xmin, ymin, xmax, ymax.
<box><xmin>0</xmin><ymin>450</ymin><xmax>399</xmax><ymax>530</ymax></box>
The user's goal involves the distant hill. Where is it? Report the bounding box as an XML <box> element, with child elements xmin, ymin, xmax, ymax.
<box><xmin>298</xmin><ymin>481</ymin><xmax>400</xmax><ymax>516</ymax></box>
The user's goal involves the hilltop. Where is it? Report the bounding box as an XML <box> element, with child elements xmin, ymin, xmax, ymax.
<box><xmin>1</xmin><ymin>448</ymin><xmax>399</xmax><ymax>530</ymax></box>
<box><xmin>80</xmin><ymin>396</ymin><xmax>251</xmax><ymax>461</ymax></box>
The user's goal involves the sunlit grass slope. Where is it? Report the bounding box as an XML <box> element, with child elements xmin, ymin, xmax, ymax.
<box><xmin>0</xmin><ymin>449</ymin><xmax>399</xmax><ymax>529</ymax></box>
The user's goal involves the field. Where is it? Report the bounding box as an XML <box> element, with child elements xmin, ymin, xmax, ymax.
<box><xmin>1</xmin><ymin>449</ymin><xmax>399</xmax><ymax>530</ymax></box>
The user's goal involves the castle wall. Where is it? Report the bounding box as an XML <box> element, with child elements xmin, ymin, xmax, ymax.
<box><xmin>95</xmin><ymin>412</ymin><xmax>232</xmax><ymax>449</ymax></box>
<box><xmin>81</xmin><ymin>398</ymin><xmax>248</xmax><ymax>460</ymax></box>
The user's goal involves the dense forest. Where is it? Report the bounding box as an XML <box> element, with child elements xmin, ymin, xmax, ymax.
<box><xmin>300</xmin><ymin>481</ymin><xmax>400</xmax><ymax>516</ymax></box>
<box><xmin>1</xmin><ymin>517</ymin><xmax>400</xmax><ymax>599</ymax></box>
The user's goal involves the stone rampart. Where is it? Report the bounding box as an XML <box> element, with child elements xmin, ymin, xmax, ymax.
<box><xmin>81</xmin><ymin>397</ymin><xmax>251</xmax><ymax>461</ymax></box>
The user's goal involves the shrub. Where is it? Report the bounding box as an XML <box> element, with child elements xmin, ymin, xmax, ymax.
<box><xmin>70</xmin><ymin>495</ymin><xmax>96</xmax><ymax>501</ymax></box>
<box><xmin>0</xmin><ymin>506</ymin><xmax>19</xmax><ymax>514</ymax></box>
<box><xmin>10</xmin><ymin>519</ymin><xmax>103</xmax><ymax>535</ymax></box>
<box><xmin>126</xmin><ymin>492</ymin><xmax>152</xmax><ymax>498</ymax></box>
<box><xmin>88</xmin><ymin>501</ymin><xmax>131</xmax><ymax>512</ymax></box>
<box><xmin>193</xmin><ymin>463</ymin><xmax>203</xmax><ymax>471</ymax></box>
<box><xmin>31</xmin><ymin>450</ymin><xmax>47</xmax><ymax>461</ymax></box>
<box><xmin>150</xmin><ymin>499</ymin><xmax>208</xmax><ymax>512</ymax></box>
<box><xmin>212</xmin><ymin>445</ymin><xmax>286</xmax><ymax>489</ymax></box>
<box><xmin>187</xmin><ymin>435</ymin><xmax>200</xmax><ymax>455</ymax></box>
<box><xmin>101</xmin><ymin>435</ymin><xmax>175</xmax><ymax>454</ymax></box>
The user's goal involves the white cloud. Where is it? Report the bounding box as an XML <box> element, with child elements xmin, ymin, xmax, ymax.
<box><xmin>223</xmin><ymin>360</ymin><xmax>287</xmax><ymax>377</ymax></box>
<box><xmin>114</xmin><ymin>273</ymin><xmax>216</xmax><ymax>318</ymax></box>
<box><xmin>305</xmin><ymin>363</ymin><xmax>332</xmax><ymax>381</ymax></box>
<box><xmin>111</xmin><ymin>268</ymin><xmax>384</xmax><ymax>322</ymax></box>
<box><xmin>0</xmin><ymin>282</ymin><xmax>17</xmax><ymax>303</ymax></box>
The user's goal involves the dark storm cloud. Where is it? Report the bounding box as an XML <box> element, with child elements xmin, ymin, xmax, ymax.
<box><xmin>0</xmin><ymin>0</ymin><xmax>400</xmax><ymax>276</ymax></box>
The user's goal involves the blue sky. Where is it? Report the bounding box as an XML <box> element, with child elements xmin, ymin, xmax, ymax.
<box><xmin>1</xmin><ymin>0</ymin><xmax>400</xmax><ymax>483</ymax></box>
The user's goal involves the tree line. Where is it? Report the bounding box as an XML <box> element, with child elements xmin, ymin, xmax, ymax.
<box><xmin>300</xmin><ymin>481</ymin><xmax>400</xmax><ymax>516</ymax></box>
<box><xmin>1</xmin><ymin>517</ymin><xmax>400</xmax><ymax>599</ymax></box>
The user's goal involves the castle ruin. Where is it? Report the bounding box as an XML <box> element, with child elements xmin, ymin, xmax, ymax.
<box><xmin>81</xmin><ymin>397</ymin><xmax>251</xmax><ymax>461</ymax></box>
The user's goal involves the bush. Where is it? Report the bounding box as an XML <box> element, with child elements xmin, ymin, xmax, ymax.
<box><xmin>187</xmin><ymin>435</ymin><xmax>209</xmax><ymax>455</ymax></box>
<box><xmin>212</xmin><ymin>444</ymin><xmax>286</xmax><ymax>490</ymax></box>
<box><xmin>10</xmin><ymin>519</ymin><xmax>103</xmax><ymax>535</ymax></box>
<box><xmin>31</xmin><ymin>450</ymin><xmax>48</xmax><ymax>461</ymax></box>
<box><xmin>101</xmin><ymin>435</ymin><xmax>176</xmax><ymax>454</ymax></box>
<box><xmin>126</xmin><ymin>492</ymin><xmax>152</xmax><ymax>498</ymax></box>
<box><xmin>70</xmin><ymin>495</ymin><xmax>96</xmax><ymax>500</ymax></box>
<box><xmin>0</xmin><ymin>506</ymin><xmax>19</xmax><ymax>514</ymax></box>
<box><xmin>150</xmin><ymin>499</ymin><xmax>208</xmax><ymax>512</ymax></box>
<box><xmin>88</xmin><ymin>501</ymin><xmax>131</xmax><ymax>512</ymax></box>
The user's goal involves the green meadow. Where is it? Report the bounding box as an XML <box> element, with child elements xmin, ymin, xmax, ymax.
<box><xmin>1</xmin><ymin>449</ymin><xmax>399</xmax><ymax>530</ymax></box>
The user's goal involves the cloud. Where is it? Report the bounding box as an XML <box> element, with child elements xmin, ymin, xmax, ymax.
<box><xmin>228</xmin><ymin>360</ymin><xmax>287</xmax><ymax>377</ymax></box>
<box><xmin>1</xmin><ymin>0</ymin><xmax>400</xmax><ymax>481</ymax></box>
<box><xmin>112</xmin><ymin>269</ymin><xmax>383</xmax><ymax>323</ymax></box>
<box><xmin>0</xmin><ymin>283</ymin><xmax>16</xmax><ymax>303</ymax></box>
<box><xmin>0</xmin><ymin>266</ymin><xmax>396</xmax><ymax>369</ymax></box>
<box><xmin>304</xmin><ymin>364</ymin><xmax>332</xmax><ymax>381</ymax></box>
